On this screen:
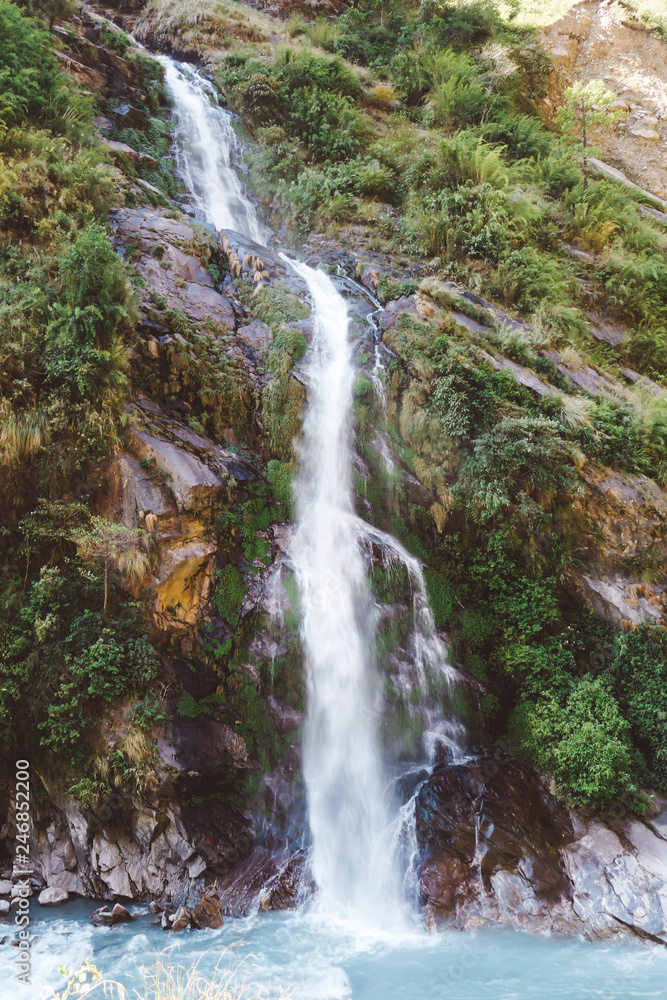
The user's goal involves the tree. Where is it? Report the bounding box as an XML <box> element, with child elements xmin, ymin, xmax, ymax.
<box><xmin>555</xmin><ymin>79</ymin><xmax>620</xmax><ymax>190</ymax></box>
<box><xmin>72</xmin><ymin>517</ymin><xmax>151</xmax><ymax>617</ymax></box>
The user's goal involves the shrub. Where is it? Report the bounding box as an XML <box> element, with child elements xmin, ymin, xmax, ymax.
<box><xmin>457</xmin><ymin>415</ymin><xmax>576</xmax><ymax>523</ymax></box>
<box><xmin>429</xmin><ymin>49</ymin><xmax>486</xmax><ymax>129</ymax></box>
<box><xmin>508</xmin><ymin>678</ymin><xmax>643</xmax><ymax>811</ymax></box>
<box><xmin>418</xmin><ymin>0</ymin><xmax>503</xmax><ymax>49</ymax></box>
<box><xmin>0</xmin><ymin>563</ymin><xmax>158</xmax><ymax>760</ymax></box>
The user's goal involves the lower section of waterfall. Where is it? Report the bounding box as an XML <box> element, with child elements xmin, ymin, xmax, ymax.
<box><xmin>287</xmin><ymin>261</ymin><xmax>404</xmax><ymax>928</ymax></box>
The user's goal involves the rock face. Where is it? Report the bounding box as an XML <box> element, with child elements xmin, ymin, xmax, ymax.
<box><xmin>571</xmin><ymin>465</ymin><xmax>667</xmax><ymax>627</ymax></box>
<box><xmin>114</xmin><ymin>208</ymin><xmax>236</xmax><ymax>333</ymax></box>
<box><xmin>541</xmin><ymin>0</ymin><xmax>667</xmax><ymax>202</ymax></box>
<box><xmin>418</xmin><ymin>753</ymin><xmax>667</xmax><ymax>943</ymax></box>
<box><xmin>100</xmin><ymin>398</ymin><xmax>258</xmax><ymax>630</ymax></box>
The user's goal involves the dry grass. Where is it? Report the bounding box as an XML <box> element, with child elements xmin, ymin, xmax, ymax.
<box><xmin>52</xmin><ymin>956</ymin><xmax>290</xmax><ymax>1000</ymax></box>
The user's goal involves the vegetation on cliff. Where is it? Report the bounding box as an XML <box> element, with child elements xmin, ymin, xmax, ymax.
<box><xmin>144</xmin><ymin>0</ymin><xmax>667</xmax><ymax>811</ymax></box>
<box><xmin>2</xmin><ymin>0</ymin><xmax>667</xmax><ymax>822</ymax></box>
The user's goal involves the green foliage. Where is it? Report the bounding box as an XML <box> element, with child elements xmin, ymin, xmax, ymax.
<box><xmin>424</xmin><ymin>569</ymin><xmax>453</xmax><ymax>628</ymax></box>
<box><xmin>581</xmin><ymin>401</ymin><xmax>653</xmax><ymax>475</ymax></box>
<box><xmin>456</xmin><ymin>415</ymin><xmax>577</xmax><ymax>524</ymax></box>
<box><xmin>224</xmin><ymin>48</ymin><xmax>367</xmax><ymax>163</ymax></box>
<box><xmin>418</xmin><ymin>0</ymin><xmax>506</xmax><ymax>49</ymax></box>
<box><xmin>130</xmin><ymin>692</ymin><xmax>165</xmax><ymax>730</ymax></box>
<box><xmin>266</xmin><ymin>459</ymin><xmax>295</xmax><ymax>517</ymax></box>
<box><xmin>555</xmin><ymin>79</ymin><xmax>619</xmax><ymax>185</ymax></box>
<box><xmin>0</xmin><ymin>562</ymin><xmax>157</xmax><ymax>760</ymax></box>
<box><xmin>508</xmin><ymin>678</ymin><xmax>643</xmax><ymax>811</ymax></box>
<box><xmin>0</xmin><ymin>0</ymin><xmax>87</xmax><ymax>135</ymax></box>
<box><xmin>214</xmin><ymin>563</ymin><xmax>247</xmax><ymax>625</ymax></box>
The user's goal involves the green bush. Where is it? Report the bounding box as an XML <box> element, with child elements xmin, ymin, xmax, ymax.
<box><xmin>456</xmin><ymin>415</ymin><xmax>576</xmax><ymax>523</ymax></box>
<box><xmin>0</xmin><ymin>0</ymin><xmax>87</xmax><ymax>135</ymax></box>
<box><xmin>508</xmin><ymin>678</ymin><xmax>643</xmax><ymax>811</ymax></box>
<box><xmin>266</xmin><ymin>459</ymin><xmax>295</xmax><ymax>517</ymax></box>
<box><xmin>418</xmin><ymin>0</ymin><xmax>504</xmax><ymax>49</ymax></box>
<box><xmin>0</xmin><ymin>564</ymin><xmax>158</xmax><ymax>760</ymax></box>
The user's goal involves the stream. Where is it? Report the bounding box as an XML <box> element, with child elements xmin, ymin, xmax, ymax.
<box><xmin>6</xmin><ymin>54</ymin><xmax>667</xmax><ymax>1000</ymax></box>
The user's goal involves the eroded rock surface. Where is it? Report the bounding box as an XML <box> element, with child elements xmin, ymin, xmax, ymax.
<box><xmin>418</xmin><ymin>753</ymin><xmax>667</xmax><ymax>943</ymax></box>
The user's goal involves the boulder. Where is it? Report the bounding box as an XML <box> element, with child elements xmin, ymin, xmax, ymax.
<box><xmin>0</xmin><ymin>900</ymin><xmax>9</xmax><ymax>916</ymax></box>
<box><xmin>417</xmin><ymin>754</ymin><xmax>573</xmax><ymax>932</ymax></box>
<box><xmin>90</xmin><ymin>903</ymin><xmax>134</xmax><ymax>927</ymax></box>
<box><xmin>192</xmin><ymin>892</ymin><xmax>224</xmax><ymax>929</ymax></box>
<box><xmin>0</xmin><ymin>880</ymin><xmax>12</xmax><ymax>896</ymax></box>
<box><xmin>38</xmin><ymin>887</ymin><xmax>69</xmax><ymax>906</ymax></box>
<box><xmin>111</xmin><ymin>903</ymin><xmax>133</xmax><ymax>924</ymax></box>
<box><xmin>170</xmin><ymin>905</ymin><xmax>192</xmax><ymax>931</ymax></box>
<box><xmin>90</xmin><ymin>905</ymin><xmax>114</xmax><ymax>926</ymax></box>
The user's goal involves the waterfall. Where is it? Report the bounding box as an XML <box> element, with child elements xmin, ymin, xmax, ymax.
<box><xmin>159</xmin><ymin>54</ymin><xmax>456</xmax><ymax>927</ymax></box>
<box><xmin>159</xmin><ymin>58</ymin><xmax>268</xmax><ymax>243</ymax></box>
<box><xmin>287</xmin><ymin>261</ymin><xmax>402</xmax><ymax>925</ymax></box>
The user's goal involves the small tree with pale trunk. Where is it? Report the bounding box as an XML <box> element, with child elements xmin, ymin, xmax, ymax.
<box><xmin>555</xmin><ymin>79</ymin><xmax>621</xmax><ymax>190</ymax></box>
<box><xmin>72</xmin><ymin>517</ymin><xmax>151</xmax><ymax>617</ymax></box>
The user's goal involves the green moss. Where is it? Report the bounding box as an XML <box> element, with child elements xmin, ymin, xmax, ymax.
<box><xmin>214</xmin><ymin>564</ymin><xmax>247</xmax><ymax>625</ymax></box>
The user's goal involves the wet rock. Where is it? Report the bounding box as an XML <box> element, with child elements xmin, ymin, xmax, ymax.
<box><xmin>258</xmin><ymin>852</ymin><xmax>313</xmax><ymax>912</ymax></box>
<box><xmin>111</xmin><ymin>903</ymin><xmax>133</xmax><ymax>923</ymax></box>
<box><xmin>359</xmin><ymin>263</ymin><xmax>387</xmax><ymax>297</ymax></box>
<box><xmin>90</xmin><ymin>906</ymin><xmax>113</xmax><ymax>927</ymax></box>
<box><xmin>266</xmin><ymin>695</ymin><xmax>305</xmax><ymax>736</ymax></box>
<box><xmin>170</xmin><ymin>904</ymin><xmax>192</xmax><ymax>931</ymax></box>
<box><xmin>37</xmin><ymin>887</ymin><xmax>69</xmax><ymax>906</ymax></box>
<box><xmin>418</xmin><ymin>754</ymin><xmax>667</xmax><ymax>942</ymax></box>
<box><xmin>90</xmin><ymin>903</ymin><xmax>133</xmax><ymax>926</ymax></box>
<box><xmin>0</xmin><ymin>900</ymin><xmax>9</xmax><ymax>916</ymax></box>
<box><xmin>192</xmin><ymin>892</ymin><xmax>224</xmax><ymax>929</ymax></box>
<box><xmin>417</xmin><ymin>754</ymin><xmax>574</xmax><ymax>932</ymax></box>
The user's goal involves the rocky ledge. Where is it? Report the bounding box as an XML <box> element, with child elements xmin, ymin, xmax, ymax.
<box><xmin>418</xmin><ymin>753</ymin><xmax>667</xmax><ymax>945</ymax></box>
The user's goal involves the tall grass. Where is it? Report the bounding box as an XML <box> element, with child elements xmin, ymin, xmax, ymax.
<box><xmin>52</xmin><ymin>957</ymin><xmax>290</xmax><ymax>1000</ymax></box>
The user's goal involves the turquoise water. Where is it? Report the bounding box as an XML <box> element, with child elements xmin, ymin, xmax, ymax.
<box><xmin>4</xmin><ymin>901</ymin><xmax>667</xmax><ymax>999</ymax></box>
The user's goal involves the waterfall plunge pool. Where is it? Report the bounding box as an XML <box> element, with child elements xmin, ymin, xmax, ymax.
<box><xmin>6</xmin><ymin>901</ymin><xmax>667</xmax><ymax>999</ymax></box>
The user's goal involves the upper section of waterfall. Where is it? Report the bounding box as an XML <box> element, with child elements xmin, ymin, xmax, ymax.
<box><xmin>159</xmin><ymin>57</ymin><xmax>269</xmax><ymax>244</ymax></box>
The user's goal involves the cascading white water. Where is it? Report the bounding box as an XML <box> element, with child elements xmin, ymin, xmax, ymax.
<box><xmin>287</xmin><ymin>261</ymin><xmax>403</xmax><ymax>925</ymax></box>
<box><xmin>159</xmin><ymin>54</ymin><xmax>456</xmax><ymax>926</ymax></box>
<box><xmin>159</xmin><ymin>58</ymin><xmax>268</xmax><ymax>243</ymax></box>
